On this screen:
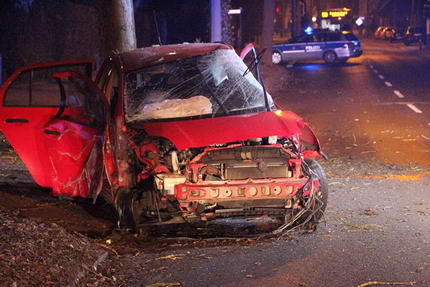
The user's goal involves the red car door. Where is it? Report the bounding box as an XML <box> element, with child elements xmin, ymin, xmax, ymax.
<box><xmin>0</xmin><ymin>60</ymin><xmax>105</xmax><ymax>199</ymax></box>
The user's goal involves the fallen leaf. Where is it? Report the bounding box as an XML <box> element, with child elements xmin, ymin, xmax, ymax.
<box><xmin>362</xmin><ymin>209</ymin><xmax>379</xmax><ymax>216</ymax></box>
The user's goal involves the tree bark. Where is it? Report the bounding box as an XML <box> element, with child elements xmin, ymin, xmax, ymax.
<box><xmin>112</xmin><ymin>0</ymin><xmax>137</xmax><ymax>52</ymax></box>
<box><xmin>261</xmin><ymin>0</ymin><xmax>276</xmax><ymax>65</ymax></box>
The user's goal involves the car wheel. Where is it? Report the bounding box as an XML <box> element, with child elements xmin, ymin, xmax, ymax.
<box><xmin>300</xmin><ymin>159</ymin><xmax>329</xmax><ymax>227</ymax></box>
<box><xmin>276</xmin><ymin>159</ymin><xmax>328</xmax><ymax>233</ymax></box>
<box><xmin>272</xmin><ymin>51</ymin><xmax>282</xmax><ymax>65</ymax></box>
<box><xmin>323</xmin><ymin>50</ymin><xmax>337</xmax><ymax>64</ymax></box>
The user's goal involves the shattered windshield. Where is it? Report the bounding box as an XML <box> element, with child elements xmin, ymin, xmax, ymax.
<box><xmin>125</xmin><ymin>49</ymin><xmax>275</xmax><ymax>122</ymax></box>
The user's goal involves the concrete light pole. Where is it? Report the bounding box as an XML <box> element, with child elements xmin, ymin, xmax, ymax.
<box><xmin>211</xmin><ymin>0</ymin><xmax>222</xmax><ymax>42</ymax></box>
<box><xmin>262</xmin><ymin>0</ymin><xmax>276</xmax><ymax>64</ymax></box>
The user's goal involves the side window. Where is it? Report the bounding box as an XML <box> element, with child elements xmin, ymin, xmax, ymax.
<box><xmin>288</xmin><ymin>35</ymin><xmax>311</xmax><ymax>44</ymax></box>
<box><xmin>296</xmin><ymin>35</ymin><xmax>312</xmax><ymax>43</ymax></box>
<box><xmin>314</xmin><ymin>34</ymin><xmax>324</xmax><ymax>43</ymax></box>
<box><xmin>307</xmin><ymin>34</ymin><xmax>322</xmax><ymax>43</ymax></box>
<box><xmin>4</xmin><ymin>72</ymin><xmax>32</xmax><ymax>106</ymax></box>
<box><xmin>287</xmin><ymin>36</ymin><xmax>299</xmax><ymax>44</ymax></box>
<box><xmin>326</xmin><ymin>33</ymin><xmax>341</xmax><ymax>42</ymax></box>
<box><xmin>63</xmin><ymin>76</ymin><xmax>104</xmax><ymax>126</ymax></box>
<box><xmin>4</xmin><ymin>70</ymin><xmax>61</xmax><ymax>106</ymax></box>
<box><xmin>3</xmin><ymin>64</ymin><xmax>90</xmax><ymax>107</ymax></box>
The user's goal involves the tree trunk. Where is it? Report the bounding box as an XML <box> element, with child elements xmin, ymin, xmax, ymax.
<box><xmin>112</xmin><ymin>0</ymin><xmax>137</xmax><ymax>52</ymax></box>
<box><xmin>261</xmin><ymin>0</ymin><xmax>275</xmax><ymax>65</ymax></box>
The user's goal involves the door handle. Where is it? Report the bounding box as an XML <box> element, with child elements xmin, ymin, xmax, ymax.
<box><xmin>5</xmin><ymin>118</ymin><xmax>29</xmax><ymax>123</ymax></box>
<box><xmin>43</xmin><ymin>129</ymin><xmax>61</xmax><ymax>136</ymax></box>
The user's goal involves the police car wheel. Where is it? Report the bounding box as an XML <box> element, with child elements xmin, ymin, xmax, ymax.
<box><xmin>272</xmin><ymin>51</ymin><xmax>282</xmax><ymax>65</ymax></box>
<box><xmin>323</xmin><ymin>51</ymin><xmax>337</xmax><ymax>64</ymax></box>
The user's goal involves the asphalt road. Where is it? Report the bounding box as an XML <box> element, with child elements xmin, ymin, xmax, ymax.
<box><xmin>0</xmin><ymin>40</ymin><xmax>429</xmax><ymax>287</ymax></box>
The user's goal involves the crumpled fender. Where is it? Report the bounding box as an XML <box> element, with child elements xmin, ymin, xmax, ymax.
<box><xmin>299</xmin><ymin>122</ymin><xmax>324</xmax><ymax>159</ymax></box>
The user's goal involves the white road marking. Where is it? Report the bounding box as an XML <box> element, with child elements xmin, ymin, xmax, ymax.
<box><xmin>370</xmin><ymin>65</ymin><xmax>374</xmax><ymax>69</ymax></box>
<box><xmin>378</xmin><ymin>74</ymin><xmax>385</xmax><ymax>80</ymax></box>
<box><xmin>406</xmin><ymin>103</ymin><xmax>423</xmax><ymax>114</ymax></box>
<box><xmin>373</xmin><ymin>69</ymin><xmax>378</xmax><ymax>73</ymax></box>
<box><xmin>394</xmin><ymin>90</ymin><xmax>405</xmax><ymax>98</ymax></box>
<box><xmin>384</xmin><ymin>81</ymin><xmax>393</xmax><ymax>87</ymax></box>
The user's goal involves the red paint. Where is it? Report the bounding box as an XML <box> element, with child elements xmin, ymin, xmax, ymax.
<box><xmin>141</xmin><ymin>111</ymin><xmax>319</xmax><ymax>152</ymax></box>
<box><xmin>44</xmin><ymin>119</ymin><xmax>102</xmax><ymax>197</ymax></box>
<box><xmin>0</xmin><ymin>107</ymin><xmax>60</xmax><ymax>187</ymax></box>
<box><xmin>240</xmin><ymin>43</ymin><xmax>256</xmax><ymax>59</ymax></box>
<box><xmin>0</xmin><ymin>61</ymin><xmax>103</xmax><ymax>198</ymax></box>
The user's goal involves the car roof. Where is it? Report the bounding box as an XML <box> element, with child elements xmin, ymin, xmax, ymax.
<box><xmin>118</xmin><ymin>43</ymin><xmax>232</xmax><ymax>72</ymax></box>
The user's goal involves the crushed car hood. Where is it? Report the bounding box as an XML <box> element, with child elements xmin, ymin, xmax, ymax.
<box><xmin>139</xmin><ymin>111</ymin><xmax>321</xmax><ymax>151</ymax></box>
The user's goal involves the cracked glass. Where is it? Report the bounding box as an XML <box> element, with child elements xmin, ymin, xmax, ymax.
<box><xmin>125</xmin><ymin>49</ymin><xmax>274</xmax><ymax>122</ymax></box>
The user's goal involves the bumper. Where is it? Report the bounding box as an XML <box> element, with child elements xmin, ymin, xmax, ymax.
<box><xmin>350</xmin><ymin>49</ymin><xmax>363</xmax><ymax>58</ymax></box>
<box><xmin>174</xmin><ymin>177</ymin><xmax>319</xmax><ymax>220</ymax></box>
<box><xmin>175</xmin><ymin>178</ymin><xmax>311</xmax><ymax>202</ymax></box>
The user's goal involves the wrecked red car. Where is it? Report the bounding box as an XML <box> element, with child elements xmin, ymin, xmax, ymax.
<box><xmin>0</xmin><ymin>43</ymin><xmax>328</xmax><ymax>231</ymax></box>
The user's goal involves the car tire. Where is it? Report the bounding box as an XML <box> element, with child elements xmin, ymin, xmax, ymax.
<box><xmin>302</xmin><ymin>159</ymin><xmax>328</xmax><ymax>227</ymax></box>
<box><xmin>272</xmin><ymin>51</ymin><xmax>283</xmax><ymax>65</ymax></box>
<box><xmin>323</xmin><ymin>51</ymin><xmax>337</xmax><ymax>64</ymax></box>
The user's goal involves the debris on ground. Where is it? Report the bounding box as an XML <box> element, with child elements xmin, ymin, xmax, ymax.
<box><xmin>0</xmin><ymin>209</ymin><xmax>118</xmax><ymax>286</ymax></box>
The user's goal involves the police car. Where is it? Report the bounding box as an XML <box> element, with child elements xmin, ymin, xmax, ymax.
<box><xmin>272</xmin><ymin>29</ymin><xmax>362</xmax><ymax>65</ymax></box>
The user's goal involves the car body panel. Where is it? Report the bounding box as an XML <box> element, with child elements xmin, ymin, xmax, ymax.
<box><xmin>138</xmin><ymin>111</ymin><xmax>320</xmax><ymax>152</ymax></box>
<box><xmin>0</xmin><ymin>61</ymin><xmax>104</xmax><ymax>198</ymax></box>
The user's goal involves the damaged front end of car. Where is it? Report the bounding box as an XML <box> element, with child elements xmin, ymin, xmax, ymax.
<box><xmin>108</xmin><ymin>45</ymin><xmax>328</xmax><ymax>231</ymax></box>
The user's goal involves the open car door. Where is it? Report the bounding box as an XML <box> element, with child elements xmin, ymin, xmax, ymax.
<box><xmin>0</xmin><ymin>60</ymin><xmax>106</xmax><ymax>199</ymax></box>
